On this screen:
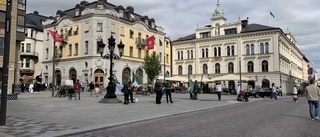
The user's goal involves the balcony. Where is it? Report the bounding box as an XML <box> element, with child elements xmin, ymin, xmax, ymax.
<box><xmin>136</xmin><ymin>37</ymin><xmax>146</xmax><ymax>49</ymax></box>
<box><xmin>59</xmin><ymin>33</ymin><xmax>68</xmax><ymax>43</ymax></box>
<box><xmin>20</xmin><ymin>51</ymin><xmax>39</xmax><ymax>57</ymax></box>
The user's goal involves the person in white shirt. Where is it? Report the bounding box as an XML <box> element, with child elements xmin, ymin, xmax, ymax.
<box><xmin>293</xmin><ymin>85</ymin><xmax>298</xmax><ymax>102</ymax></box>
<box><xmin>216</xmin><ymin>82</ymin><xmax>223</xmax><ymax>101</ymax></box>
<box><xmin>236</xmin><ymin>84</ymin><xmax>241</xmax><ymax>100</ymax></box>
<box><xmin>29</xmin><ymin>82</ymin><xmax>34</xmax><ymax>94</ymax></box>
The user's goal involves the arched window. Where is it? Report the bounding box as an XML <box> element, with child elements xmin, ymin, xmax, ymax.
<box><xmin>178</xmin><ymin>65</ymin><xmax>183</xmax><ymax>75</ymax></box>
<box><xmin>214</xmin><ymin>47</ymin><xmax>217</xmax><ymax>57</ymax></box>
<box><xmin>191</xmin><ymin>50</ymin><xmax>193</xmax><ymax>59</ymax></box>
<box><xmin>187</xmin><ymin>50</ymin><xmax>190</xmax><ymax>59</ymax></box>
<box><xmin>177</xmin><ymin>51</ymin><xmax>180</xmax><ymax>60</ymax></box>
<box><xmin>218</xmin><ymin>47</ymin><xmax>221</xmax><ymax>56</ymax></box>
<box><xmin>188</xmin><ymin>65</ymin><xmax>193</xmax><ymax>74</ymax></box>
<box><xmin>247</xmin><ymin>61</ymin><xmax>254</xmax><ymax>73</ymax></box>
<box><xmin>262</xmin><ymin>60</ymin><xmax>268</xmax><ymax>72</ymax></box>
<box><xmin>215</xmin><ymin>63</ymin><xmax>220</xmax><ymax>74</ymax></box>
<box><xmin>260</xmin><ymin>43</ymin><xmax>264</xmax><ymax>54</ymax></box>
<box><xmin>136</xmin><ymin>69</ymin><xmax>143</xmax><ymax>84</ymax></box>
<box><xmin>250</xmin><ymin>44</ymin><xmax>254</xmax><ymax>55</ymax></box>
<box><xmin>246</xmin><ymin>44</ymin><xmax>250</xmax><ymax>55</ymax></box>
<box><xmin>202</xmin><ymin>49</ymin><xmax>205</xmax><ymax>58</ymax></box>
<box><xmin>265</xmin><ymin>42</ymin><xmax>269</xmax><ymax>53</ymax></box>
<box><xmin>206</xmin><ymin>48</ymin><xmax>208</xmax><ymax>58</ymax></box>
<box><xmin>231</xmin><ymin>46</ymin><xmax>235</xmax><ymax>56</ymax></box>
<box><xmin>203</xmin><ymin>64</ymin><xmax>208</xmax><ymax>74</ymax></box>
<box><xmin>181</xmin><ymin>51</ymin><xmax>184</xmax><ymax>60</ymax></box>
<box><xmin>228</xmin><ymin>62</ymin><xmax>234</xmax><ymax>73</ymax></box>
<box><xmin>227</xmin><ymin>46</ymin><xmax>230</xmax><ymax>56</ymax></box>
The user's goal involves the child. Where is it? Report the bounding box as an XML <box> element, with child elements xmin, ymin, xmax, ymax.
<box><xmin>68</xmin><ymin>88</ymin><xmax>75</xmax><ymax>101</ymax></box>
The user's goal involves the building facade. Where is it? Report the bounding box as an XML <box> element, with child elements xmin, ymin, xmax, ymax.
<box><xmin>0</xmin><ymin>0</ymin><xmax>26</xmax><ymax>93</ymax></box>
<box><xmin>171</xmin><ymin>0</ymin><xmax>308</xmax><ymax>94</ymax></box>
<box><xmin>20</xmin><ymin>11</ymin><xmax>50</xmax><ymax>84</ymax></box>
<box><xmin>42</xmin><ymin>0</ymin><xmax>171</xmax><ymax>87</ymax></box>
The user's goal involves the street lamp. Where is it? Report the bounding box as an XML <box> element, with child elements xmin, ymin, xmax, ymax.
<box><xmin>97</xmin><ymin>35</ymin><xmax>125</xmax><ymax>99</ymax></box>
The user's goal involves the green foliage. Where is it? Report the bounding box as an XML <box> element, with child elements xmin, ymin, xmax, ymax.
<box><xmin>143</xmin><ymin>52</ymin><xmax>161</xmax><ymax>84</ymax></box>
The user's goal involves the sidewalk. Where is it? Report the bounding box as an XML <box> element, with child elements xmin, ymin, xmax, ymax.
<box><xmin>0</xmin><ymin>90</ymin><xmax>263</xmax><ymax>137</ymax></box>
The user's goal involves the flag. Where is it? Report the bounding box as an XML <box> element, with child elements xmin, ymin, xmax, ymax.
<box><xmin>114</xmin><ymin>76</ymin><xmax>120</xmax><ymax>84</ymax></box>
<box><xmin>270</xmin><ymin>11</ymin><xmax>275</xmax><ymax>18</ymax></box>
<box><xmin>200</xmin><ymin>74</ymin><xmax>203</xmax><ymax>94</ymax></box>
<box><xmin>48</xmin><ymin>30</ymin><xmax>62</xmax><ymax>43</ymax></box>
<box><xmin>131</xmin><ymin>72</ymin><xmax>139</xmax><ymax>87</ymax></box>
<box><xmin>188</xmin><ymin>72</ymin><xmax>194</xmax><ymax>93</ymax></box>
<box><xmin>146</xmin><ymin>35</ymin><xmax>154</xmax><ymax>50</ymax></box>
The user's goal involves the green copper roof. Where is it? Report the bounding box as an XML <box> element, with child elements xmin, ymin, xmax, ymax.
<box><xmin>212</xmin><ymin>0</ymin><xmax>224</xmax><ymax>19</ymax></box>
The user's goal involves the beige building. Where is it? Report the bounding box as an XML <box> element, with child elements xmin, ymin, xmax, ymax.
<box><xmin>42</xmin><ymin>0</ymin><xmax>170</xmax><ymax>87</ymax></box>
<box><xmin>171</xmin><ymin>0</ymin><xmax>308</xmax><ymax>94</ymax></box>
<box><xmin>0</xmin><ymin>0</ymin><xmax>26</xmax><ymax>93</ymax></box>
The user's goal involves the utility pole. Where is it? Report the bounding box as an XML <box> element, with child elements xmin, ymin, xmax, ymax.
<box><xmin>0</xmin><ymin>0</ymin><xmax>12</xmax><ymax>126</ymax></box>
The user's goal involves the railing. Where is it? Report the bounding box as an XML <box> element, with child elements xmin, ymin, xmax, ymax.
<box><xmin>20</xmin><ymin>51</ymin><xmax>39</xmax><ymax>57</ymax></box>
<box><xmin>59</xmin><ymin>34</ymin><xmax>68</xmax><ymax>42</ymax></box>
<box><xmin>136</xmin><ymin>37</ymin><xmax>146</xmax><ymax>48</ymax></box>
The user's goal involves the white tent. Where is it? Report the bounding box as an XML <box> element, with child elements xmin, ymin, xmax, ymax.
<box><xmin>209</xmin><ymin>74</ymin><xmax>252</xmax><ymax>82</ymax></box>
<box><xmin>166</xmin><ymin>76</ymin><xmax>188</xmax><ymax>82</ymax></box>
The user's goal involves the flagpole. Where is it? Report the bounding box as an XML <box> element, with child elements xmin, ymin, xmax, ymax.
<box><xmin>52</xmin><ymin>27</ymin><xmax>56</xmax><ymax>97</ymax></box>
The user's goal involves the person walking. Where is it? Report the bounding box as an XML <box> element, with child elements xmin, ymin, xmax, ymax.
<box><xmin>193</xmin><ymin>80</ymin><xmax>200</xmax><ymax>100</ymax></box>
<box><xmin>165</xmin><ymin>81</ymin><xmax>173</xmax><ymax>103</ymax></box>
<box><xmin>94</xmin><ymin>83</ymin><xmax>100</xmax><ymax>97</ymax></box>
<box><xmin>293</xmin><ymin>85</ymin><xmax>298</xmax><ymax>103</ymax></box>
<box><xmin>89</xmin><ymin>81</ymin><xmax>95</xmax><ymax>97</ymax></box>
<box><xmin>155</xmin><ymin>79</ymin><xmax>162</xmax><ymax>104</ymax></box>
<box><xmin>236</xmin><ymin>84</ymin><xmax>241</xmax><ymax>101</ymax></box>
<box><xmin>305</xmin><ymin>79</ymin><xmax>320</xmax><ymax>120</ymax></box>
<box><xmin>269</xmin><ymin>83</ymin><xmax>277</xmax><ymax>100</ymax></box>
<box><xmin>20</xmin><ymin>83</ymin><xmax>25</xmax><ymax>93</ymax></box>
<box><xmin>74</xmin><ymin>79</ymin><xmax>82</xmax><ymax>100</ymax></box>
<box><xmin>122</xmin><ymin>78</ymin><xmax>132</xmax><ymax>105</ymax></box>
<box><xmin>278</xmin><ymin>86</ymin><xmax>283</xmax><ymax>97</ymax></box>
<box><xmin>216</xmin><ymin>82</ymin><xmax>222</xmax><ymax>101</ymax></box>
<box><xmin>29</xmin><ymin>82</ymin><xmax>34</xmax><ymax>94</ymax></box>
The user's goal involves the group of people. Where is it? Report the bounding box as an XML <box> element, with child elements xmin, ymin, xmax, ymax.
<box><xmin>122</xmin><ymin>78</ymin><xmax>136</xmax><ymax>104</ymax></box>
<box><xmin>154</xmin><ymin>79</ymin><xmax>174</xmax><ymax>104</ymax></box>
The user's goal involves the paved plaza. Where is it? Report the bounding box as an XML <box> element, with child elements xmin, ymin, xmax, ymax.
<box><xmin>0</xmin><ymin>90</ymin><xmax>264</xmax><ymax>137</ymax></box>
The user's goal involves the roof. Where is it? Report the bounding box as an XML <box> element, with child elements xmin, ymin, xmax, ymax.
<box><xmin>241</xmin><ymin>24</ymin><xmax>278</xmax><ymax>33</ymax></box>
<box><xmin>26</xmin><ymin>12</ymin><xmax>50</xmax><ymax>31</ymax></box>
<box><xmin>173</xmin><ymin>33</ymin><xmax>196</xmax><ymax>42</ymax></box>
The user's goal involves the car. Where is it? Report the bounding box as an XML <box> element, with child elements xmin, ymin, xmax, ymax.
<box><xmin>248</xmin><ymin>87</ymin><xmax>272</xmax><ymax>98</ymax></box>
<box><xmin>247</xmin><ymin>87</ymin><xmax>261</xmax><ymax>98</ymax></box>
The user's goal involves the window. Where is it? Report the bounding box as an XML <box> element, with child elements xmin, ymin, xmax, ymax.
<box><xmin>228</xmin><ymin>62</ymin><xmax>234</xmax><ymax>73</ymax></box>
<box><xmin>262</xmin><ymin>60</ymin><xmax>268</xmax><ymax>72</ymax></box>
<box><xmin>30</xmin><ymin>30</ymin><xmax>35</xmax><ymax>38</ymax></box>
<box><xmin>146</xmin><ymin>50</ymin><xmax>149</xmax><ymax>57</ymax></box>
<box><xmin>119</xmin><ymin>10</ymin><xmax>124</xmax><ymax>18</ymax></box>
<box><xmin>17</xmin><ymin>15</ymin><xmax>25</xmax><ymax>32</ymax></box>
<box><xmin>177</xmin><ymin>51</ymin><xmax>180</xmax><ymax>60</ymax></box>
<box><xmin>151</xmin><ymin>22</ymin><xmax>155</xmax><ymax>29</ymax></box>
<box><xmin>227</xmin><ymin>46</ymin><xmax>230</xmax><ymax>56</ymax></box>
<box><xmin>0</xmin><ymin>37</ymin><xmax>4</xmax><ymax>56</ymax></box>
<box><xmin>26</xmin><ymin>43</ymin><xmax>31</xmax><ymax>53</ymax></box>
<box><xmin>26</xmin><ymin>58</ymin><xmax>30</xmax><ymax>68</ymax></box>
<box><xmin>159</xmin><ymin>39</ymin><xmax>163</xmax><ymax>46</ymax></box>
<box><xmin>246</xmin><ymin>44</ymin><xmax>250</xmax><ymax>55</ymax></box>
<box><xmin>206</xmin><ymin>48</ymin><xmax>208</xmax><ymax>58</ymax></box>
<box><xmin>188</xmin><ymin>65</ymin><xmax>193</xmax><ymax>74</ymax></box>
<box><xmin>130</xmin><ymin>30</ymin><xmax>134</xmax><ymax>38</ymax></box>
<box><xmin>85</xmin><ymin>41</ymin><xmax>88</xmax><ymax>54</ymax></box>
<box><xmin>21</xmin><ymin>43</ymin><xmax>24</xmax><ymax>52</ymax></box>
<box><xmin>25</xmin><ymin>28</ymin><xmax>28</xmax><ymax>37</ymax></box>
<box><xmin>20</xmin><ymin>59</ymin><xmax>24</xmax><ymax>68</ymax></box>
<box><xmin>68</xmin><ymin>44</ymin><xmax>72</xmax><ymax>56</ymax></box>
<box><xmin>224</xmin><ymin>28</ymin><xmax>237</xmax><ymax>35</ymax></box>
<box><xmin>191</xmin><ymin>50</ymin><xmax>193</xmax><ymax>59</ymax></box>
<box><xmin>218</xmin><ymin>47</ymin><xmax>221</xmax><ymax>56</ymax></box>
<box><xmin>18</xmin><ymin>0</ymin><xmax>26</xmax><ymax>10</ymax></box>
<box><xmin>181</xmin><ymin>51</ymin><xmax>184</xmax><ymax>60</ymax></box>
<box><xmin>260</xmin><ymin>43</ymin><xmax>264</xmax><ymax>54</ymax></box>
<box><xmin>166</xmin><ymin>54</ymin><xmax>169</xmax><ymax>63</ymax></box>
<box><xmin>214</xmin><ymin>48</ymin><xmax>217</xmax><ymax>57</ymax></box>
<box><xmin>96</xmin><ymin>40</ymin><xmax>100</xmax><ymax>54</ymax></box>
<box><xmin>130</xmin><ymin>47</ymin><xmax>133</xmax><ymax>57</ymax></box>
<box><xmin>178</xmin><ymin>66</ymin><xmax>183</xmax><ymax>75</ymax></box>
<box><xmin>265</xmin><ymin>42</ymin><xmax>269</xmax><ymax>53</ymax></box>
<box><xmin>231</xmin><ymin>46</ymin><xmax>235</xmax><ymax>56</ymax></box>
<box><xmin>68</xmin><ymin>27</ymin><xmax>73</xmax><ymax>36</ymax></box>
<box><xmin>200</xmin><ymin>32</ymin><xmax>211</xmax><ymax>38</ymax></box>
<box><xmin>250</xmin><ymin>44</ymin><xmax>254</xmax><ymax>55</ymax></box>
<box><xmin>247</xmin><ymin>61</ymin><xmax>254</xmax><ymax>73</ymax></box>
<box><xmin>74</xmin><ymin>26</ymin><xmax>79</xmax><ymax>35</ymax></box>
<box><xmin>120</xmin><ymin>26</ymin><xmax>125</xmax><ymax>36</ymax></box>
<box><xmin>202</xmin><ymin>49</ymin><xmax>205</xmax><ymax>58</ymax></box>
<box><xmin>97</xmin><ymin>23</ymin><xmax>103</xmax><ymax>32</ymax></box>
<box><xmin>75</xmin><ymin>9</ymin><xmax>80</xmax><ymax>16</ymax></box>
<box><xmin>45</xmin><ymin>48</ymin><xmax>48</xmax><ymax>59</ymax></box>
<box><xmin>0</xmin><ymin>11</ymin><xmax>5</xmax><ymax>23</ymax></box>
<box><xmin>111</xmin><ymin>24</ymin><xmax>115</xmax><ymax>34</ymax></box>
<box><xmin>138</xmin><ymin>48</ymin><xmax>141</xmax><ymax>58</ymax></box>
<box><xmin>187</xmin><ymin>50</ymin><xmax>190</xmax><ymax>59</ymax></box>
<box><xmin>159</xmin><ymin>52</ymin><xmax>162</xmax><ymax>62</ymax></box>
<box><xmin>46</xmin><ymin>32</ymin><xmax>49</xmax><ymax>40</ymax></box>
<box><xmin>203</xmin><ymin>64</ymin><xmax>208</xmax><ymax>74</ymax></box>
<box><xmin>85</xmin><ymin>22</ymin><xmax>89</xmax><ymax>33</ymax></box>
<box><xmin>75</xmin><ymin>43</ymin><xmax>78</xmax><ymax>55</ymax></box>
<box><xmin>59</xmin><ymin>47</ymin><xmax>63</xmax><ymax>57</ymax></box>
<box><xmin>215</xmin><ymin>63</ymin><xmax>220</xmax><ymax>74</ymax></box>
<box><xmin>145</xmin><ymin>19</ymin><xmax>148</xmax><ymax>25</ymax></box>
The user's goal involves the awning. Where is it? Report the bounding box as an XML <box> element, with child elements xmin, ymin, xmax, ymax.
<box><xmin>209</xmin><ymin>74</ymin><xmax>253</xmax><ymax>82</ymax></box>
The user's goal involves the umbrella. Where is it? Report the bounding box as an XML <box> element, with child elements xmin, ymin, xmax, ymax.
<box><xmin>166</xmin><ymin>76</ymin><xmax>188</xmax><ymax>82</ymax></box>
<box><xmin>209</xmin><ymin>74</ymin><xmax>252</xmax><ymax>82</ymax></box>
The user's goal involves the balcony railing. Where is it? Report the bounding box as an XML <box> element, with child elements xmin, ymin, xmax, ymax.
<box><xmin>136</xmin><ymin>37</ymin><xmax>146</xmax><ymax>48</ymax></box>
<box><xmin>20</xmin><ymin>51</ymin><xmax>39</xmax><ymax>57</ymax></box>
<box><xmin>59</xmin><ymin>33</ymin><xmax>68</xmax><ymax>43</ymax></box>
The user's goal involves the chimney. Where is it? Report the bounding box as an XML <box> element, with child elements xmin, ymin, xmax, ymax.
<box><xmin>241</xmin><ymin>19</ymin><xmax>248</xmax><ymax>29</ymax></box>
<box><xmin>34</xmin><ymin>10</ymin><xmax>39</xmax><ymax>15</ymax></box>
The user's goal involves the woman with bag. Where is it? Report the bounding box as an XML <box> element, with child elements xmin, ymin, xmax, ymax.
<box><xmin>293</xmin><ymin>85</ymin><xmax>298</xmax><ymax>103</ymax></box>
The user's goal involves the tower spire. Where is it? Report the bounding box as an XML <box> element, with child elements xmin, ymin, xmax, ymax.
<box><xmin>212</xmin><ymin>0</ymin><xmax>224</xmax><ymax>19</ymax></box>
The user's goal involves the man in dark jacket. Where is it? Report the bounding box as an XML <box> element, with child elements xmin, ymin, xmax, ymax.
<box><xmin>89</xmin><ymin>81</ymin><xmax>95</xmax><ymax>97</ymax></box>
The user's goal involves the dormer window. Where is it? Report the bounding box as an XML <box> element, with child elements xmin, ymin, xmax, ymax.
<box><xmin>56</xmin><ymin>14</ymin><xmax>60</xmax><ymax>20</ymax></box>
<box><xmin>145</xmin><ymin>20</ymin><xmax>148</xmax><ymax>25</ymax></box>
<box><xmin>75</xmin><ymin>9</ymin><xmax>80</xmax><ymax>16</ymax></box>
<box><xmin>129</xmin><ymin>14</ymin><xmax>135</xmax><ymax>21</ymax></box>
<box><xmin>119</xmin><ymin>10</ymin><xmax>124</xmax><ymax>18</ymax></box>
<box><xmin>97</xmin><ymin>5</ymin><xmax>104</xmax><ymax>9</ymax></box>
<box><xmin>151</xmin><ymin>22</ymin><xmax>155</xmax><ymax>29</ymax></box>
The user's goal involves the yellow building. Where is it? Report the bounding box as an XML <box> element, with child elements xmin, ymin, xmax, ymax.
<box><xmin>0</xmin><ymin>0</ymin><xmax>26</xmax><ymax>93</ymax></box>
<box><xmin>42</xmin><ymin>0</ymin><xmax>171</xmax><ymax>87</ymax></box>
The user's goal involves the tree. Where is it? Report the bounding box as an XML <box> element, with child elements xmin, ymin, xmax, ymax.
<box><xmin>143</xmin><ymin>52</ymin><xmax>161</xmax><ymax>84</ymax></box>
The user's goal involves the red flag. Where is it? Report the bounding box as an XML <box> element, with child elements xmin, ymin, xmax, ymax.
<box><xmin>48</xmin><ymin>30</ymin><xmax>62</xmax><ymax>43</ymax></box>
<box><xmin>146</xmin><ymin>35</ymin><xmax>154</xmax><ymax>50</ymax></box>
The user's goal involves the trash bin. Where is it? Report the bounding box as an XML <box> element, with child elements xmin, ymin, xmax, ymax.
<box><xmin>12</xmin><ymin>83</ymin><xmax>21</xmax><ymax>94</ymax></box>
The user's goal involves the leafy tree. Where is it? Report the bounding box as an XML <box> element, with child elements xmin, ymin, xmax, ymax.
<box><xmin>143</xmin><ymin>52</ymin><xmax>161</xmax><ymax>84</ymax></box>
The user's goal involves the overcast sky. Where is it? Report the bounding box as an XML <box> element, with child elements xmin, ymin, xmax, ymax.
<box><xmin>27</xmin><ymin>0</ymin><xmax>320</xmax><ymax>76</ymax></box>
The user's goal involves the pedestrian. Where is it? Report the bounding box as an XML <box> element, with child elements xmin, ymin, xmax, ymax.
<box><xmin>68</xmin><ymin>88</ymin><xmax>75</xmax><ymax>101</ymax></box>
<box><xmin>305</xmin><ymin>79</ymin><xmax>320</xmax><ymax>121</ymax></box>
<box><xmin>155</xmin><ymin>79</ymin><xmax>162</xmax><ymax>104</ymax></box>
<box><xmin>20</xmin><ymin>83</ymin><xmax>25</xmax><ymax>93</ymax></box>
<box><xmin>193</xmin><ymin>80</ymin><xmax>200</xmax><ymax>100</ymax></box>
<box><xmin>74</xmin><ymin>79</ymin><xmax>82</xmax><ymax>100</ymax></box>
<box><xmin>89</xmin><ymin>81</ymin><xmax>95</xmax><ymax>97</ymax></box>
<box><xmin>29</xmin><ymin>82</ymin><xmax>34</xmax><ymax>94</ymax></box>
<box><xmin>128</xmin><ymin>80</ymin><xmax>135</xmax><ymax>103</ymax></box>
<box><xmin>122</xmin><ymin>78</ymin><xmax>132</xmax><ymax>105</ymax></box>
<box><xmin>94</xmin><ymin>83</ymin><xmax>100</xmax><ymax>97</ymax></box>
<box><xmin>278</xmin><ymin>86</ymin><xmax>282</xmax><ymax>97</ymax></box>
<box><xmin>236</xmin><ymin>84</ymin><xmax>241</xmax><ymax>101</ymax></box>
<box><xmin>216</xmin><ymin>82</ymin><xmax>222</xmax><ymax>101</ymax></box>
<box><xmin>293</xmin><ymin>85</ymin><xmax>298</xmax><ymax>103</ymax></box>
<box><xmin>165</xmin><ymin>81</ymin><xmax>173</xmax><ymax>103</ymax></box>
<box><xmin>269</xmin><ymin>83</ymin><xmax>277</xmax><ymax>100</ymax></box>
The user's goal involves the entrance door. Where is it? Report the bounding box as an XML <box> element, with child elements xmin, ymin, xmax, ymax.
<box><xmin>94</xmin><ymin>69</ymin><xmax>104</xmax><ymax>86</ymax></box>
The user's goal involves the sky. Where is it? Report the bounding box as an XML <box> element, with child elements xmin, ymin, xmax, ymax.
<box><xmin>27</xmin><ymin>0</ymin><xmax>320</xmax><ymax>76</ymax></box>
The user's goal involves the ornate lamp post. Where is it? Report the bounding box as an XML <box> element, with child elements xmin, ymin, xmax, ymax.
<box><xmin>97</xmin><ymin>35</ymin><xmax>124</xmax><ymax>99</ymax></box>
